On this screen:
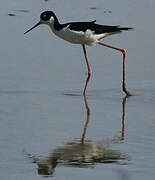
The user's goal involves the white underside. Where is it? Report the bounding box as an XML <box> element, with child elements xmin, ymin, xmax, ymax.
<box><xmin>49</xmin><ymin>24</ymin><xmax>109</xmax><ymax>45</ymax></box>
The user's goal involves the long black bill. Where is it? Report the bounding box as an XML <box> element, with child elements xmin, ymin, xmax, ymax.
<box><xmin>24</xmin><ymin>22</ymin><xmax>41</xmax><ymax>34</ymax></box>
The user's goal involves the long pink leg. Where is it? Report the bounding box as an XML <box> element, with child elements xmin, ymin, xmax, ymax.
<box><xmin>97</xmin><ymin>41</ymin><xmax>132</xmax><ymax>96</ymax></box>
<box><xmin>82</xmin><ymin>44</ymin><xmax>92</xmax><ymax>96</ymax></box>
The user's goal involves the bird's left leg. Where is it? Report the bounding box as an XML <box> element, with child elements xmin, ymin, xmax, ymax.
<box><xmin>82</xmin><ymin>44</ymin><xmax>92</xmax><ymax>96</ymax></box>
<box><xmin>97</xmin><ymin>41</ymin><xmax>132</xmax><ymax>96</ymax></box>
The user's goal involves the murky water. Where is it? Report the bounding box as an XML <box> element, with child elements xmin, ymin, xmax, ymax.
<box><xmin>0</xmin><ymin>0</ymin><xmax>155</xmax><ymax>179</ymax></box>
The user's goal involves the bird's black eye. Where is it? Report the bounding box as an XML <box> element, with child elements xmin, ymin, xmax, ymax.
<box><xmin>41</xmin><ymin>13</ymin><xmax>49</xmax><ymax>21</ymax></box>
<box><xmin>43</xmin><ymin>14</ymin><xmax>47</xmax><ymax>19</ymax></box>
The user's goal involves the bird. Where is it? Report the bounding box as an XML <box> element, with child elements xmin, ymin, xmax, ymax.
<box><xmin>24</xmin><ymin>11</ymin><xmax>133</xmax><ymax>96</ymax></box>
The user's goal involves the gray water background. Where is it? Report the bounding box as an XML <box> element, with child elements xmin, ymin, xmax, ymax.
<box><xmin>0</xmin><ymin>0</ymin><xmax>155</xmax><ymax>179</ymax></box>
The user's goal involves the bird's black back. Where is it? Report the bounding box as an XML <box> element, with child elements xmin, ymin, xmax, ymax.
<box><xmin>60</xmin><ymin>21</ymin><xmax>132</xmax><ymax>34</ymax></box>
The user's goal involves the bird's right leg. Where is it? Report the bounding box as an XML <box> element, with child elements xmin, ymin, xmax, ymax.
<box><xmin>82</xmin><ymin>44</ymin><xmax>92</xmax><ymax>96</ymax></box>
<box><xmin>97</xmin><ymin>41</ymin><xmax>132</xmax><ymax>96</ymax></box>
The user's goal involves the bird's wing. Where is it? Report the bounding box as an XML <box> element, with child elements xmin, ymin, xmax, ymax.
<box><xmin>67</xmin><ymin>21</ymin><xmax>132</xmax><ymax>34</ymax></box>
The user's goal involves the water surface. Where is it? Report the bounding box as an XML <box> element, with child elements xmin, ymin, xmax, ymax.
<box><xmin>0</xmin><ymin>0</ymin><xmax>155</xmax><ymax>180</ymax></box>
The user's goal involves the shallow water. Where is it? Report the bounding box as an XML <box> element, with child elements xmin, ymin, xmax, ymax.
<box><xmin>0</xmin><ymin>0</ymin><xmax>155</xmax><ymax>180</ymax></box>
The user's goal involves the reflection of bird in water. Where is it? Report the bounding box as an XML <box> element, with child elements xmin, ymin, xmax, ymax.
<box><xmin>25</xmin><ymin>139</ymin><xmax>126</xmax><ymax>176</ymax></box>
<box><xmin>24</xmin><ymin>95</ymin><xmax>129</xmax><ymax>176</ymax></box>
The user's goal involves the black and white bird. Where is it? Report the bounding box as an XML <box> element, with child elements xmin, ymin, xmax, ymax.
<box><xmin>24</xmin><ymin>11</ymin><xmax>132</xmax><ymax>96</ymax></box>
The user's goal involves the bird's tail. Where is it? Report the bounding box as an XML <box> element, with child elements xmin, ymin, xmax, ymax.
<box><xmin>119</xmin><ymin>27</ymin><xmax>134</xmax><ymax>31</ymax></box>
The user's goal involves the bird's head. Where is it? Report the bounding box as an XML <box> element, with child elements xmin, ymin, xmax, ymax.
<box><xmin>24</xmin><ymin>11</ymin><xmax>57</xmax><ymax>34</ymax></box>
<box><xmin>40</xmin><ymin>11</ymin><xmax>57</xmax><ymax>24</ymax></box>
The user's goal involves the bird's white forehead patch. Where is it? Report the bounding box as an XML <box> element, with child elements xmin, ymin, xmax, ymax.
<box><xmin>49</xmin><ymin>16</ymin><xmax>55</xmax><ymax>23</ymax></box>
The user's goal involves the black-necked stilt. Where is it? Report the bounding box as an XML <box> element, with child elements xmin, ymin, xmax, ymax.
<box><xmin>24</xmin><ymin>11</ymin><xmax>133</xmax><ymax>96</ymax></box>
